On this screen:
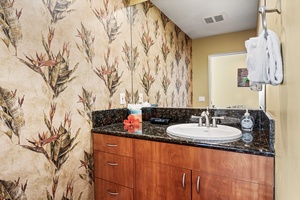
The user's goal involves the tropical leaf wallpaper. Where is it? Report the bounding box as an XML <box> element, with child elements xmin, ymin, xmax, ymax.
<box><xmin>132</xmin><ymin>2</ymin><xmax>192</xmax><ymax>106</ymax></box>
<box><xmin>0</xmin><ymin>0</ymin><xmax>192</xmax><ymax>199</ymax></box>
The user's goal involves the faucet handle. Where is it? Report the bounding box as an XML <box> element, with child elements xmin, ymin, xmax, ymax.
<box><xmin>191</xmin><ymin>115</ymin><xmax>202</xmax><ymax>119</ymax></box>
<box><xmin>191</xmin><ymin>115</ymin><xmax>204</xmax><ymax>126</ymax></box>
<box><xmin>211</xmin><ymin>116</ymin><xmax>224</xmax><ymax>127</ymax></box>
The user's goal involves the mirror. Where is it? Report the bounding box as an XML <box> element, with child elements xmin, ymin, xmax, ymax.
<box><xmin>209</xmin><ymin>52</ymin><xmax>259</xmax><ymax>109</ymax></box>
<box><xmin>129</xmin><ymin>1</ymin><xmax>193</xmax><ymax>107</ymax></box>
<box><xmin>129</xmin><ymin>1</ymin><xmax>264</xmax><ymax>109</ymax></box>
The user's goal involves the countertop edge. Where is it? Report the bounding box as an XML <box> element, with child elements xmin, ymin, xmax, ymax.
<box><xmin>92</xmin><ymin>129</ymin><xmax>275</xmax><ymax>157</ymax></box>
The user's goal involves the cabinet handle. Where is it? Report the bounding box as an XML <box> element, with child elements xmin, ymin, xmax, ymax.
<box><xmin>196</xmin><ymin>176</ymin><xmax>201</xmax><ymax>194</ymax></box>
<box><xmin>107</xmin><ymin>190</ymin><xmax>119</xmax><ymax>196</ymax></box>
<box><xmin>182</xmin><ymin>173</ymin><xmax>186</xmax><ymax>190</ymax></box>
<box><xmin>106</xmin><ymin>143</ymin><xmax>118</xmax><ymax>147</ymax></box>
<box><xmin>106</xmin><ymin>162</ymin><xmax>119</xmax><ymax>166</ymax></box>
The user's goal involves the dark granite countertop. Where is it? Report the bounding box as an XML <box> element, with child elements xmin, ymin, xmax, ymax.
<box><xmin>92</xmin><ymin>121</ymin><xmax>274</xmax><ymax>157</ymax></box>
<box><xmin>92</xmin><ymin>107</ymin><xmax>275</xmax><ymax>157</ymax></box>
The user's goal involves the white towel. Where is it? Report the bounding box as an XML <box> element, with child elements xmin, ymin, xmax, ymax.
<box><xmin>245</xmin><ymin>32</ymin><xmax>269</xmax><ymax>84</ymax></box>
<box><xmin>266</xmin><ymin>30</ymin><xmax>283</xmax><ymax>85</ymax></box>
<box><xmin>245</xmin><ymin>30</ymin><xmax>283</xmax><ymax>86</ymax></box>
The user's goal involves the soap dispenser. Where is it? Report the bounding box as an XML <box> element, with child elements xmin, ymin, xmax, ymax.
<box><xmin>240</xmin><ymin>109</ymin><xmax>254</xmax><ymax>131</ymax></box>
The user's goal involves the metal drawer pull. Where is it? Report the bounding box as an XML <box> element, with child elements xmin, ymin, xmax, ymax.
<box><xmin>196</xmin><ymin>176</ymin><xmax>201</xmax><ymax>194</ymax></box>
<box><xmin>106</xmin><ymin>143</ymin><xmax>118</xmax><ymax>147</ymax></box>
<box><xmin>106</xmin><ymin>162</ymin><xmax>119</xmax><ymax>166</ymax></box>
<box><xmin>107</xmin><ymin>190</ymin><xmax>119</xmax><ymax>196</ymax></box>
<box><xmin>182</xmin><ymin>173</ymin><xmax>186</xmax><ymax>189</ymax></box>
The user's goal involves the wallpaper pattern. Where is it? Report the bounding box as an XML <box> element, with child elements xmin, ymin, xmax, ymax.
<box><xmin>0</xmin><ymin>0</ymin><xmax>192</xmax><ymax>199</ymax></box>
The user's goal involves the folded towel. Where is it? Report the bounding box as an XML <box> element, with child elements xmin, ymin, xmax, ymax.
<box><xmin>245</xmin><ymin>32</ymin><xmax>269</xmax><ymax>84</ymax></box>
<box><xmin>266</xmin><ymin>30</ymin><xmax>283</xmax><ymax>85</ymax></box>
<box><xmin>245</xmin><ymin>30</ymin><xmax>283</xmax><ymax>86</ymax></box>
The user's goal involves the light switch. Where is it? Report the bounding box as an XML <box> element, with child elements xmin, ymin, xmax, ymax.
<box><xmin>138</xmin><ymin>93</ymin><xmax>143</xmax><ymax>103</ymax></box>
<box><xmin>120</xmin><ymin>93</ymin><xmax>126</xmax><ymax>104</ymax></box>
<box><xmin>198</xmin><ymin>96</ymin><xmax>205</xmax><ymax>102</ymax></box>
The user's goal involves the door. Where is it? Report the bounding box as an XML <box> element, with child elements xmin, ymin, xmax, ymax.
<box><xmin>192</xmin><ymin>171</ymin><xmax>273</xmax><ymax>200</ymax></box>
<box><xmin>135</xmin><ymin>160</ymin><xmax>191</xmax><ymax>200</ymax></box>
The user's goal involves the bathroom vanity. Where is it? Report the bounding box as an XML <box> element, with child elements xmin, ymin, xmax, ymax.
<box><xmin>92</xmin><ymin>108</ymin><xmax>275</xmax><ymax>200</ymax></box>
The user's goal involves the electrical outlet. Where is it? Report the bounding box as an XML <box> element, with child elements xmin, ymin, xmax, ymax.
<box><xmin>120</xmin><ymin>93</ymin><xmax>125</xmax><ymax>105</ymax></box>
<box><xmin>138</xmin><ymin>93</ymin><xmax>143</xmax><ymax>103</ymax></box>
<box><xmin>198</xmin><ymin>96</ymin><xmax>205</xmax><ymax>102</ymax></box>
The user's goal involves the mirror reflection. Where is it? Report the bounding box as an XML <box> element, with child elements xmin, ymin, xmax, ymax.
<box><xmin>209</xmin><ymin>52</ymin><xmax>259</xmax><ymax>109</ymax></box>
<box><xmin>131</xmin><ymin>1</ymin><xmax>262</xmax><ymax>109</ymax></box>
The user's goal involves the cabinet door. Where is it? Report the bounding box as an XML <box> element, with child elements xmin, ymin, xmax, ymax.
<box><xmin>192</xmin><ymin>171</ymin><xmax>274</xmax><ymax>200</ymax></box>
<box><xmin>135</xmin><ymin>160</ymin><xmax>191</xmax><ymax>200</ymax></box>
<box><xmin>95</xmin><ymin>178</ymin><xmax>133</xmax><ymax>200</ymax></box>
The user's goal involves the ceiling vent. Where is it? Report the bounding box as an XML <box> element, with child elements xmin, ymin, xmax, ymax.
<box><xmin>204</xmin><ymin>17</ymin><xmax>214</xmax><ymax>24</ymax></box>
<box><xmin>203</xmin><ymin>14</ymin><xmax>225</xmax><ymax>24</ymax></box>
<box><xmin>214</xmin><ymin>15</ymin><xmax>224</xmax><ymax>22</ymax></box>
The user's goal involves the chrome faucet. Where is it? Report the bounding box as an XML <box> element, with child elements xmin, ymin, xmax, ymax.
<box><xmin>201</xmin><ymin>109</ymin><xmax>210</xmax><ymax>127</ymax></box>
<box><xmin>191</xmin><ymin>108</ymin><xmax>224</xmax><ymax>128</ymax></box>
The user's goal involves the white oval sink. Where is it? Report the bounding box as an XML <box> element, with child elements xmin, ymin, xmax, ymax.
<box><xmin>166</xmin><ymin>123</ymin><xmax>242</xmax><ymax>142</ymax></box>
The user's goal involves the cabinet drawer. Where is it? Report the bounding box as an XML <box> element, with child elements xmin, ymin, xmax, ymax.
<box><xmin>135</xmin><ymin>139</ymin><xmax>193</xmax><ymax>169</ymax></box>
<box><xmin>95</xmin><ymin>178</ymin><xmax>133</xmax><ymax>200</ymax></box>
<box><xmin>93</xmin><ymin>134</ymin><xmax>133</xmax><ymax>157</ymax></box>
<box><xmin>94</xmin><ymin>151</ymin><xmax>133</xmax><ymax>188</ymax></box>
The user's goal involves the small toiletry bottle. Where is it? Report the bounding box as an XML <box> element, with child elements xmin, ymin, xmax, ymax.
<box><xmin>240</xmin><ymin>109</ymin><xmax>254</xmax><ymax>131</ymax></box>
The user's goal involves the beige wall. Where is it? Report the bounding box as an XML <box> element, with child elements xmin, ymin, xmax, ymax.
<box><xmin>130</xmin><ymin>0</ymin><xmax>147</xmax><ymax>5</ymax></box>
<box><xmin>192</xmin><ymin>30</ymin><xmax>256</xmax><ymax>107</ymax></box>
<box><xmin>265</xmin><ymin>0</ymin><xmax>300</xmax><ymax>199</ymax></box>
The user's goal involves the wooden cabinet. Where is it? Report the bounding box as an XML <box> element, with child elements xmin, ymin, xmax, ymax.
<box><xmin>94</xmin><ymin>134</ymin><xmax>133</xmax><ymax>200</ymax></box>
<box><xmin>93</xmin><ymin>133</ymin><xmax>274</xmax><ymax>200</ymax></box>
<box><xmin>134</xmin><ymin>139</ymin><xmax>274</xmax><ymax>200</ymax></box>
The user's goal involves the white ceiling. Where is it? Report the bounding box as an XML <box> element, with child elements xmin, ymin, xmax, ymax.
<box><xmin>150</xmin><ymin>0</ymin><xmax>259</xmax><ymax>39</ymax></box>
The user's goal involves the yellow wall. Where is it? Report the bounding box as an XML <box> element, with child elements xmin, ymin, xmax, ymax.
<box><xmin>210</xmin><ymin>53</ymin><xmax>258</xmax><ymax>109</ymax></box>
<box><xmin>130</xmin><ymin>0</ymin><xmax>147</xmax><ymax>5</ymax></box>
<box><xmin>192</xmin><ymin>30</ymin><xmax>256</xmax><ymax>107</ymax></box>
<box><xmin>265</xmin><ymin>0</ymin><xmax>300</xmax><ymax>199</ymax></box>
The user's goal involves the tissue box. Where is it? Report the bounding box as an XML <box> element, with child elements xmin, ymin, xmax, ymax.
<box><xmin>128</xmin><ymin>104</ymin><xmax>142</xmax><ymax>123</ymax></box>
